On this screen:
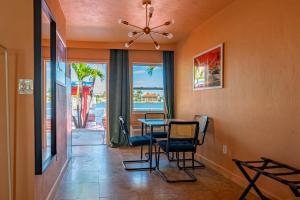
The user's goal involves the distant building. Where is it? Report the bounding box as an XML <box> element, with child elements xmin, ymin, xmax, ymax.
<box><xmin>141</xmin><ymin>93</ymin><xmax>160</xmax><ymax>102</ymax></box>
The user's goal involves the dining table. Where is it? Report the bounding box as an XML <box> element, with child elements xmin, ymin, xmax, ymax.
<box><xmin>138</xmin><ymin>118</ymin><xmax>184</xmax><ymax>170</ymax></box>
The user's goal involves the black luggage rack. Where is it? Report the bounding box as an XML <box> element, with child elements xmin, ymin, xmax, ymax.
<box><xmin>233</xmin><ymin>157</ymin><xmax>300</xmax><ymax>200</ymax></box>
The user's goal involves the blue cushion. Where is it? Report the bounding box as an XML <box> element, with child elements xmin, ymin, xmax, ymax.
<box><xmin>146</xmin><ymin>131</ymin><xmax>167</xmax><ymax>138</ymax></box>
<box><xmin>129</xmin><ymin>135</ymin><xmax>156</xmax><ymax>146</ymax></box>
<box><xmin>158</xmin><ymin>140</ymin><xmax>195</xmax><ymax>152</ymax></box>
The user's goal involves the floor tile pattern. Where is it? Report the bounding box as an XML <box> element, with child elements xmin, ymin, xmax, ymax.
<box><xmin>55</xmin><ymin>145</ymin><xmax>258</xmax><ymax>200</ymax></box>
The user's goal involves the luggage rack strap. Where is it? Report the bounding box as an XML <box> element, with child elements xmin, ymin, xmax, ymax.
<box><xmin>233</xmin><ymin>157</ymin><xmax>300</xmax><ymax>198</ymax></box>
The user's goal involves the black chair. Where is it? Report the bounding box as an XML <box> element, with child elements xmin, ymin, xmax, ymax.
<box><xmin>144</xmin><ymin>112</ymin><xmax>168</xmax><ymax>139</ymax></box>
<box><xmin>169</xmin><ymin>115</ymin><xmax>209</xmax><ymax>169</ymax></box>
<box><xmin>156</xmin><ymin>121</ymin><xmax>199</xmax><ymax>182</ymax></box>
<box><xmin>190</xmin><ymin>115</ymin><xmax>209</xmax><ymax>168</ymax></box>
<box><xmin>119</xmin><ymin>116</ymin><xmax>156</xmax><ymax>171</ymax></box>
<box><xmin>143</xmin><ymin>112</ymin><xmax>168</xmax><ymax>160</ymax></box>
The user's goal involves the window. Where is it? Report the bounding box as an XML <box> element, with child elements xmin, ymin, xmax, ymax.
<box><xmin>43</xmin><ymin>61</ymin><xmax>53</xmax><ymax>162</ymax></box>
<box><xmin>132</xmin><ymin>64</ymin><xmax>164</xmax><ymax>112</ymax></box>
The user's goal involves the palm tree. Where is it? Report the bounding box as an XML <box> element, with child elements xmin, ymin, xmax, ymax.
<box><xmin>146</xmin><ymin>65</ymin><xmax>156</xmax><ymax>76</ymax></box>
<box><xmin>133</xmin><ymin>89</ymin><xmax>143</xmax><ymax>102</ymax></box>
<box><xmin>72</xmin><ymin>63</ymin><xmax>104</xmax><ymax>128</ymax></box>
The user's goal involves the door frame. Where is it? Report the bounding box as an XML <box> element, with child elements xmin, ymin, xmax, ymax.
<box><xmin>68</xmin><ymin>60</ymin><xmax>109</xmax><ymax>144</ymax></box>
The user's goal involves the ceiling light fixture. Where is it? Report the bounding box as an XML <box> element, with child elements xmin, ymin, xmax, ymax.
<box><xmin>118</xmin><ymin>0</ymin><xmax>174</xmax><ymax>50</ymax></box>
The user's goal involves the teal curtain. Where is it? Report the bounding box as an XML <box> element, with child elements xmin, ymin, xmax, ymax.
<box><xmin>109</xmin><ymin>49</ymin><xmax>130</xmax><ymax>147</ymax></box>
<box><xmin>163</xmin><ymin>51</ymin><xmax>175</xmax><ymax>119</ymax></box>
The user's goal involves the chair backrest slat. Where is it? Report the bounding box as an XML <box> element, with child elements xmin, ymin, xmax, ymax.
<box><xmin>168</xmin><ymin>121</ymin><xmax>199</xmax><ymax>143</ymax></box>
<box><xmin>144</xmin><ymin>112</ymin><xmax>166</xmax><ymax>119</ymax></box>
<box><xmin>119</xmin><ymin>116</ymin><xmax>129</xmax><ymax>136</ymax></box>
<box><xmin>193</xmin><ymin>115</ymin><xmax>209</xmax><ymax>145</ymax></box>
<box><xmin>145</xmin><ymin>112</ymin><xmax>167</xmax><ymax>132</ymax></box>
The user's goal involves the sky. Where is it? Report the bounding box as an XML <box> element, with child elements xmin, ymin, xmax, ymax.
<box><xmin>132</xmin><ymin>64</ymin><xmax>163</xmax><ymax>88</ymax></box>
<box><xmin>70</xmin><ymin>63</ymin><xmax>164</xmax><ymax>95</ymax></box>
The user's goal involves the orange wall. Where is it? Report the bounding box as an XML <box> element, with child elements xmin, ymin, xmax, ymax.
<box><xmin>1</xmin><ymin>0</ymin><xmax>68</xmax><ymax>199</ymax></box>
<box><xmin>67</xmin><ymin>48</ymin><xmax>109</xmax><ymax>62</ymax></box>
<box><xmin>0</xmin><ymin>0</ymin><xmax>35</xmax><ymax>199</ymax></box>
<box><xmin>174</xmin><ymin>0</ymin><xmax>300</xmax><ymax>199</ymax></box>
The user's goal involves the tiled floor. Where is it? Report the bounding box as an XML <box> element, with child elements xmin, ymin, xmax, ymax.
<box><xmin>55</xmin><ymin>145</ymin><xmax>258</xmax><ymax>200</ymax></box>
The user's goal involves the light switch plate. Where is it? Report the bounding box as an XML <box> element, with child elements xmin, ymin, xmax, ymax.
<box><xmin>18</xmin><ymin>79</ymin><xmax>33</xmax><ymax>94</ymax></box>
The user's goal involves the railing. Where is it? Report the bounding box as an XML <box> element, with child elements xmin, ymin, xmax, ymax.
<box><xmin>0</xmin><ymin>44</ymin><xmax>12</xmax><ymax>200</ymax></box>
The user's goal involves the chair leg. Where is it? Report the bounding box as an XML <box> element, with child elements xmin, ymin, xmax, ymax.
<box><xmin>154</xmin><ymin>144</ymin><xmax>158</xmax><ymax>169</ymax></box>
<box><xmin>140</xmin><ymin>145</ymin><xmax>143</xmax><ymax>160</ymax></box>
<box><xmin>122</xmin><ymin>145</ymin><xmax>156</xmax><ymax>171</ymax></box>
<box><xmin>157</xmin><ymin>146</ymin><xmax>161</xmax><ymax>170</ymax></box>
<box><xmin>170</xmin><ymin>152</ymin><xmax>205</xmax><ymax>169</ymax></box>
<box><xmin>176</xmin><ymin>152</ymin><xmax>180</xmax><ymax>168</ymax></box>
<box><xmin>192</xmin><ymin>152</ymin><xmax>195</xmax><ymax>169</ymax></box>
<box><xmin>183</xmin><ymin>152</ymin><xmax>186</xmax><ymax>169</ymax></box>
<box><xmin>156</xmin><ymin>151</ymin><xmax>197</xmax><ymax>183</ymax></box>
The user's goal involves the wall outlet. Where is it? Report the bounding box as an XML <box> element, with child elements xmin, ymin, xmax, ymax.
<box><xmin>222</xmin><ymin>144</ymin><xmax>228</xmax><ymax>154</ymax></box>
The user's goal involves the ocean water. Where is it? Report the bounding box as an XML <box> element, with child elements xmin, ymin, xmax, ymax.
<box><xmin>132</xmin><ymin>102</ymin><xmax>164</xmax><ymax>111</ymax></box>
<box><xmin>73</xmin><ymin>102</ymin><xmax>164</xmax><ymax>124</ymax></box>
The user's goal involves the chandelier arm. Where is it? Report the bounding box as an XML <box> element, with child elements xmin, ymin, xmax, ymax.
<box><xmin>147</xmin><ymin>11</ymin><xmax>152</xmax><ymax>27</ymax></box>
<box><xmin>149</xmin><ymin>33</ymin><xmax>160</xmax><ymax>49</ymax></box>
<box><xmin>151</xmin><ymin>23</ymin><xmax>167</xmax><ymax>30</ymax></box>
<box><xmin>149</xmin><ymin>33</ymin><xmax>155</xmax><ymax>41</ymax></box>
<box><xmin>147</xmin><ymin>18</ymin><xmax>151</xmax><ymax>27</ymax></box>
<box><xmin>127</xmin><ymin>23</ymin><xmax>144</xmax><ymax>30</ymax></box>
<box><xmin>150</xmin><ymin>30</ymin><xmax>165</xmax><ymax>35</ymax></box>
<box><xmin>146</xmin><ymin>3</ymin><xmax>148</xmax><ymax>27</ymax></box>
<box><xmin>131</xmin><ymin>32</ymin><xmax>145</xmax><ymax>42</ymax></box>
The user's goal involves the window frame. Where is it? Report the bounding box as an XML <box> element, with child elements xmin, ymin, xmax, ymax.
<box><xmin>34</xmin><ymin>0</ymin><xmax>57</xmax><ymax>174</ymax></box>
<box><xmin>131</xmin><ymin>62</ymin><xmax>165</xmax><ymax>113</ymax></box>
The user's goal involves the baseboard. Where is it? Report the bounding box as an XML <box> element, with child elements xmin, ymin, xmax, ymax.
<box><xmin>45</xmin><ymin>158</ymin><xmax>70</xmax><ymax>200</ymax></box>
<box><xmin>195</xmin><ymin>154</ymin><xmax>280</xmax><ymax>200</ymax></box>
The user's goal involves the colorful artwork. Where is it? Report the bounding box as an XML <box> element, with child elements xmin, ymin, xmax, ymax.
<box><xmin>193</xmin><ymin>44</ymin><xmax>223</xmax><ymax>90</ymax></box>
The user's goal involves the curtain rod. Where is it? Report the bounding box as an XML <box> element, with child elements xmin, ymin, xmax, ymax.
<box><xmin>0</xmin><ymin>44</ymin><xmax>12</xmax><ymax>200</ymax></box>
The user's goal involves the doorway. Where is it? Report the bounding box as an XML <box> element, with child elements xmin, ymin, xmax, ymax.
<box><xmin>70</xmin><ymin>62</ymin><xmax>107</xmax><ymax>145</ymax></box>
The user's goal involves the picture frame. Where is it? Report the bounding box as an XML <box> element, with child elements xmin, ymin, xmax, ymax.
<box><xmin>193</xmin><ymin>44</ymin><xmax>223</xmax><ymax>90</ymax></box>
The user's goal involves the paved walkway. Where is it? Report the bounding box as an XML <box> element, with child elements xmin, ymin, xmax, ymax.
<box><xmin>72</xmin><ymin>129</ymin><xmax>106</xmax><ymax>145</ymax></box>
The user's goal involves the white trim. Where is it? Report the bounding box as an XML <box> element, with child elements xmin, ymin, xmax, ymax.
<box><xmin>56</xmin><ymin>32</ymin><xmax>66</xmax><ymax>48</ymax></box>
<box><xmin>0</xmin><ymin>44</ymin><xmax>12</xmax><ymax>200</ymax></box>
<box><xmin>45</xmin><ymin>159</ymin><xmax>70</xmax><ymax>200</ymax></box>
<box><xmin>192</xmin><ymin>43</ymin><xmax>224</xmax><ymax>91</ymax></box>
<box><xmin>131</xmin><ymin>62</ymin><xmax>163</xmax><ymax>65</ymax></box>
<box><xmin>131</xmin><ymin>63</ymin><xmax>166</xmax><ymax>113</ymax></box>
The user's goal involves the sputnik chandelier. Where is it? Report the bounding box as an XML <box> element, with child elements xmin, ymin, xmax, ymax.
<box><xmin>118</xmin><ymin>0</ymin><xmax>174</xmax><ymax>50</ymax></box>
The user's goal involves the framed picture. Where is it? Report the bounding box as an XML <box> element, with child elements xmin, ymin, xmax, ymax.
<box><xmin>56</xmin><ymin>32</ymin><xmax>66</xmax><ymax>86</ymax></box>
<box><xmin>193</xmin><ymin>44</ymin><xmax>223</xmax><ymax>90</ymax></box>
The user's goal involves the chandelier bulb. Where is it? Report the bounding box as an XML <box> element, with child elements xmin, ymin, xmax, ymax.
<box><xmin>118</xmin><ymin>19</ymin><xmax>128</xmax><ymax>25</ymax></box>
<box><xmin>154</xmin><ymin>41</ymin><xmax>160</xmax><ymax>50</ymax></box>
<box><xmin>125</xmin><ymin>40</ymin><xmax>134</xmax><ymax>48</ymax></box>
<box><xmin>149</xmin><ymin>6</ymin><xmax>154</xmax><ymax>14</ymax></box>
<box><xmin>167</xmin><ymin>33</ymin><xmax>173</xmax><ymax>39</ymax></box>
<box><xmin>128</xmin><ymin>31</ymin><xmax>139</xmax><ymax>37</ymax></box>
<box><xmin>128</xmin><ymin>32</ymin><xmax>133</xmax><ymax>37</ymax></box>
